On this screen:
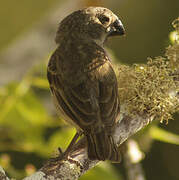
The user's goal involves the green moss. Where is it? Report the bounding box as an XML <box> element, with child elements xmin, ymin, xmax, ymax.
<box><xmin>116</xmin><ymin>18</ymin><xmax>179</xmax><ymax>123</ymax></box>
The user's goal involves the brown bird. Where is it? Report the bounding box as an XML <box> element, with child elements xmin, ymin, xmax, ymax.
<box><xmin>47</xmin><ymin>7</ymin><xmax>125</xmax><ymax>161</ymax></box>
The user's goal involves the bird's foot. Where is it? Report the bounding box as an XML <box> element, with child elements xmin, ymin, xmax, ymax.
<box><xmin>57</xmin><ymin>132</ymin><xmax>82</xmax><ymax>160</ymax></box>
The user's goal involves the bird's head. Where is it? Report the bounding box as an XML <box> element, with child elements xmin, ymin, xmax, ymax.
<box><xmin>55</xmin><ymin>7</ymin><xmax>125</xmax><ymax>45</ymax></box>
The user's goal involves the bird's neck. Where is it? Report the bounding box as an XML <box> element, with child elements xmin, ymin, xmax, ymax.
<box><xmin>57</xmin><ymin>34</ymin><xmax>105</xmax><ymax>48</ymax></box>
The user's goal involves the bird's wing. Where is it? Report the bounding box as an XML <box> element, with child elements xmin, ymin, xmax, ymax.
<box><xmin>47</xmin><ymin>52</ymin><xmax>119</xmax><ymax>133</ymax></box>
<box><xmin>97</xmin><ymin>62</ymin><xmax>120</xmax><ymax>131</ymax></box>
<box><xmin>47</xmin><ymin>52</ymin><xmax>99</xmax><ymax>132</ymax></box>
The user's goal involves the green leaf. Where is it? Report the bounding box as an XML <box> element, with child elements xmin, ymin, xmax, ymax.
<box><xmin>31</xmin><ymin>77</ymin><xmax>49</xmax><ymax>89</ymax></box>
<box><xmin>0</xmin><ymin>77</ymin><xmax>31</xmax><ymax>122</ymax></box>
<box><xmin>16</xmin><ymin>89</ymin><xmax>50</xmax><ymax>126</ymax></box>
<box><xmin>149</xmin><ymin>126</ymin><xmax>179</xmax><ymax>145</ymax></box>
<box><xmin>80</xmin><ymin>162</ymin><xmax>123</xmax><ymax>180</ymax></box>
<box><xmin>48</xmin><ymin>127</ymin><xmax>76</xmax><ymax>153</ymax></box>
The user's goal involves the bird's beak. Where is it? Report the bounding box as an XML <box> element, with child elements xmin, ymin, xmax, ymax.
<box><xmin>108</xmin><ymin>19</ymin><xmax>125</xmax><ymax>37</ymax></box>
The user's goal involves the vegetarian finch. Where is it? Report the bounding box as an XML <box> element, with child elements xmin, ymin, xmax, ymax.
<box><xmin>47</xmin><ymin>7</ymin><xmax>125</xmax><ymax>161</ymax></box>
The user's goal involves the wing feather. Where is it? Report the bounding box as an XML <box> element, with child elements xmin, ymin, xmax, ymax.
<box><xmin>47</xmin><ymin>51</ymin><xmax>119</xmax><ymax>133</ymax></box>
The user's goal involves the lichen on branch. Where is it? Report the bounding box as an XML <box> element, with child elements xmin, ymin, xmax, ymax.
<box><xmin>116</xmin><ymin>18</ymin><xmax>179</xmax><ymax>123</ymax></box>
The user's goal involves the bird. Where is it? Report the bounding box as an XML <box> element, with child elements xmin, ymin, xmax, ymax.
<box><xmin>47</xmin><ymin>7</ymin><xmax>125</xmax><ymax>161</ymax></box>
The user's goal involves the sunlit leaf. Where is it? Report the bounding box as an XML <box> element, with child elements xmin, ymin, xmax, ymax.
<box><xmin>31</xmin><ymin>77</ymin><xmax>49</xmax><ymax>89</ymax></box>
<box><xmin>149</xmin><ymin>126</ymin><xmax>179</xmax><ymax>145</ymax></box>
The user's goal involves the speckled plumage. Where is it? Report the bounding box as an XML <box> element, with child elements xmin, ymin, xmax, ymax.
<box><xmin>47</xmin><ymin>7</ymin><xmax>125</xmax><ymax>161</ymax></box>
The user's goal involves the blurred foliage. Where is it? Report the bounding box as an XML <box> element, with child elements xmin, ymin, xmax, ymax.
<box><xmin>0</xmin><ymin>0</ymin><xmax>179</xmax><ymax>180</ymax></box>
<box><xmin>80</xmin><ymin>162</ymin><xmax>123</xmax><ymax>180</ymax></box>
<box><xmin>0</xmin><ymin>0</ymin><xmax>61</xmax><ymax>51</ymax></box>
<box><xmin>149</xmin><ymin>126</ymin><xmax>179</xmax><ymax>145</ymax></box>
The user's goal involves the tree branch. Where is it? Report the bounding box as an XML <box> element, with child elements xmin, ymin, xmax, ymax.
<box><xmin>21</xmin><ymin>111</ymin><xmax>155</xmax><ymax>180</ymax></box>
<box><xmin>0</xmin><ymin>166</ymin><xmax>9</xmax><ymax>180</ymax></box>
<box><xmin>23</xmin><ymin>64</ymin><xmax>179</xmax><ymax>179</ymax></box>
<box><xmin>0</xmin><ymin>73</ymin><xmax>178</xmax><ymax>180</ymax></box>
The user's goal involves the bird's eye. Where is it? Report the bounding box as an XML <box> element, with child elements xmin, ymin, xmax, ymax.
<box><xmin>98</xmin><ymin>15</ymin><xmax>110</xmax><ymax>24</ymax></box>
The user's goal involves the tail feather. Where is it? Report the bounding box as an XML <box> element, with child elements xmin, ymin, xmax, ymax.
<box><xmin>86</xmin><ymin>130</ymin><xmax>120</xmax><ymax>162</ymax></box>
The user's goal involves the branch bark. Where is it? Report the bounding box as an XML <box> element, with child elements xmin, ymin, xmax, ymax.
<box><xmin>0</xmin><ymin>166</ymin><xmax>9</xmax><ymax>180</ymax></box>
<box><xmin>23</xmin><ymin>111</ymin><xmax>154</xmax><ymax>180</ymax></box>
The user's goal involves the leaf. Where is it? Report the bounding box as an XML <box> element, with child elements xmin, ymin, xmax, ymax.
<box><xmin>80</xmin><ymin>162</ymin><xmax>123</xmax><ymax>180</ymax></box>
<box><xmin>47</xmin><ymin>127</ymin><xmax>76</xmax><ymax>153</ymax></box>
<box><xmin>16</xmin><ymin>89</ymin><xmax>51</xmax><ymax>126</ymax></box>
<box><xmin>31</xmin><ymin>77</ymin><xmax>49</xmax><ymax>89</ymax></box>
<box><xmin>149</xmin><ymin>126</ymin><xmax>179</xmax><ymax>145</ymax></box>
